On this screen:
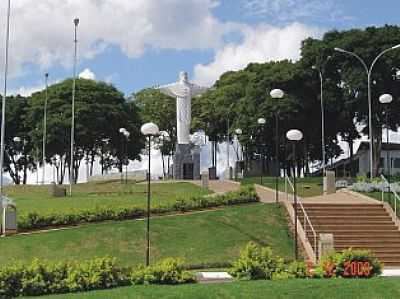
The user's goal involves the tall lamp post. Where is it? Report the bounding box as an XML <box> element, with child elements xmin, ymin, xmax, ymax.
<box><xmin>119</xmin><ymin>128</ymin><xmax>130</xmax><ymax>184</ymax></box>
<box><xmin>42</xmin><ymin>73</ymin><xmax>49</xmax><ymax>184</ymax></box>
<box><xmin>69</xmin><ymin>18</ymin><xmax>79</xmax><ymax>196</ymax></box>
<box><xmin>379</xmin><ymin>94</ymin><xmax>393</xmax><ymax>196</ymax></box>
<box><xmin>235</xmin><ymin>128</ymin><xmax>242</xmax><ymax>178</ymax></box>
<box><xmin>257</xmin><ymin>118</ymin><xmax>266</xmax><ymax>184</ymax></box>
<box><xmin>311</xmin><ymin>65</ymin><xmax>327</xmax><ymax>177</ymax></box>
<box><xmin>334</xmin><ymin>45</ymin><xmax>400</xmax><ymax>178</ymax></box>
<box><xmin>141</xmin><ymin>122</ymin><xmax>160</xmax><ymax>266</ymax></box>
<box><xmin>0</xmin><ymin>0</ymin><xmax>11</xmax><ymax>203</ymax></box>
<box><xmin>270</xmin><ymin>89</ymin><xmax>284</xmax><ymax>203</ymax></box>
<box><xmin>286</xmin><ymin>129</ymin><xmax>303</xmax><ymax>260</ymax></box>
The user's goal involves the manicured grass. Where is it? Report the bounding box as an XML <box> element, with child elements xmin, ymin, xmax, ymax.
<box><xmin>4</xmin><ymin>181</ymin><xmax>211</xmax><ymax>218</ymax></box>
<box><xmin>239</xmin><ymin>176</ymin><xmax>323</xmax><ymax>197</ymax></box>
<box><xmin>33</xmin><ymin>278</ymin><xmax>400</xmax><ymax>299</ymax></box>
<box><xmin>0</xmin><ymin>203</ymin><xmax>293</xmax><ymax>267</ymax></box>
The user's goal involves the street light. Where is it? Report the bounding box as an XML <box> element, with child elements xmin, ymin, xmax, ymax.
<box><xmin>312</xmin><ymin>65</ymin><xmax>327</xmax><ymax>177</ymax></box>
<box><xmin>334</xmin><ymin>45</ymin><xmax>400</xmax><ymax>178</ymax></box>
<box><xmin>159</xmin><ymin>131</ymin><xmax>170</xmax><ymax>179</ymax></box>
<box><xmin>235</xmin><ymin>128</ymin><xmax>243</xmax><ymax>160</ymax></box>
<box><xmin>141</xmin><ymin>122</ymin><xmax>160</xmax><ymax>266</ymax></box>
<box><xmin>257</xmin><ymin>117</ymin><xmax>266</xmax><ymax>185</ymax></box>
<box><xmin>0</xmin><ymin>0</ymin><xmax>11</xmax><ymax>206</ymax></box>
<box><xmin>286</xmin><ymin>129</ymin><xmax>303</xmax><ymax>260</ymax></box>
<box><xmin>42</xmin><ymin>73</ymin><xmax>49</xmax><ymax>185</ymax></box>
<box><xmin>119</xmin><ymin>128</ymin><xmax>130</xmax><ymax>184</ymax></box>
<box><xmin>69</xmin><ymin>17</ymin><xmax>79</xmax><ymax>196</ymax></box>
<box><xmin>270</xmin><ymin>88</ymin><xmax>284</xmax><ymax>203</ymax></box>
<box><xmin>379</xmin><ymin>93</ymin><xmax>393</xmax><ymax>195</ymax></box>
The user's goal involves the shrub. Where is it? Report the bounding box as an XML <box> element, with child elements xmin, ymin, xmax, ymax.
<box><xmin>130</xmin><ymin>258</ymin><xmax>195</xmax><ymax>285</ymax></box>
<box><xmin>0</xmin><ymin>257</ymin><xmax>197</xmax><ymax>297</ymax></box>
<box><xmin>314</xmin><ymin>249</ymin><xmax>382</xmax><ymax>278</ymax></box>
<box><xmin>18</xmin><ymin>186</ymin><xmax>259</xmax><ymax>231</ymax></box>
<box><xmin>229</xmin><ymin>242</ymin><xmax>284</xmax><ymax>280</ymax></box>
<box><xmin>0</xmin><ymin>257</ymin><xmax>128</xmax><ymax>298</ymax></box>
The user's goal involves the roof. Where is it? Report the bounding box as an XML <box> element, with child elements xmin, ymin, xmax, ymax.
<box><xmin>356</xmin><ymin>142</ymin><xmax>400</xmax><ymax>154</ymax></box>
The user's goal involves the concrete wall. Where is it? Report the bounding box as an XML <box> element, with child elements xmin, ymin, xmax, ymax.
<box><xmin>88</xmin><ymin>170</ymin><xmax>147</xmax><ymax>182</ymax></box>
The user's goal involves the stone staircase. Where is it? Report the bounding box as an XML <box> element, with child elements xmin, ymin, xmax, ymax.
<box><xmin>297</xmin><ymin>203</ymin><xmax>400</xmax><ymax>267</ymax></box>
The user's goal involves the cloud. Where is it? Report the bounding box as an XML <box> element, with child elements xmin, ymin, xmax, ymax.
<box><xmin>193</xmin><ymin>23</ymin><xmax>321</xmax><ymax>86</ymax></box>
<box><xmin>242</xmin><ymin>0</ymin><xmax>347</xmax><ymax>23</ymax></box>
<box><xmin>79</xmin><ymin>68</ymin><xmax>95</xmax><ymax>80</ymax></box>
<box><xmin>0</xmin><ymin>0</ymin><xmax>225</xmax><ymax>77</ymax></box>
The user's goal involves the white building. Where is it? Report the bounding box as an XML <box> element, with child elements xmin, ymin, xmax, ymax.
<box><xmin>330</xmin><ymin>142</ymin><xmax>400</xmax><ymax>177</ymax></box>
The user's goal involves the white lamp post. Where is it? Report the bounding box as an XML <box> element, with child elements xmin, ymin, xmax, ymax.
<box><xmin>286</xmin><ymin>129</ymin><xmax>303</xmax><ymax>260</ymax></box>
<box><xmin>334</xmin><ymin>45</ymin><xmax>400</xmax><ymax>178</ymax></box>
<box><xmin>235</xmin><ymin>128</ymin><xmax>242</xmax><ymax>161</ymax></box>
<box><xmin>141</xmin><ymin>122</ymin><xmax>159</xmax><ymax>266</ymax></box>
<box><xmin>379</xmin><ymin>93</ymin><xmax>393</xmax><ymax>195</ymax></box>
<box><xmin>42</xmin><ymin>73</ymin><xmax>49</xmax><ymax>185</ymax></box>
<box><xmin>270</xmin><ymin>89</ymin><xmax>284</xmax><ymax>203</ymax></box>
<box><xmin>0</xmin><ymin>0</ymin><xmax>11</xmax><ymax>211</ymax></box>
<box><xmin>257</xmin><ymin>118</ymin><xmax>266</xmax><ymax>185</ymax></box>
<box><xmin>69</xmin><ymin>18</ymin><xmax>79</xmax><ymax>196</ymax></box>
<box><xmin>119</xmin><ymin>128</ymin><xmax>130</xmax><ymax>184</ymax></box>
<box><xmin>312</xmin><ymin>65</ymin><xmax>327</xmax><ymax>177</ymax></box>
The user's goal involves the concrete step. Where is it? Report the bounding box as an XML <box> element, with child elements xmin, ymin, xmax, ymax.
<box><xmin>336</xmin><ymin>247</ymin><xmax>400</xmax><ymax>253</ymax></box>
<box><xmin>311</xmin><ymin>225</ymin><xmax>397</xmax><ymax>230</ymax></box>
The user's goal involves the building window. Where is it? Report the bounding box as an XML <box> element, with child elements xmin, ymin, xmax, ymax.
<box><xmin>393</xmin><ymin>158</ymin><xmax>400</xmax><ymax>169</ymax></box>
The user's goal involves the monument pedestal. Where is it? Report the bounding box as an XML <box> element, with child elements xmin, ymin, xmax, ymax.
<box><xmin>173</xmin><ymin>144</ymin><xmax>200</xmax><ymax>180</ymax></box>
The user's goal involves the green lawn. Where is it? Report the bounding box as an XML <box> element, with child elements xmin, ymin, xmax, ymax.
<box><xmin>33</xmin><ymin>278</ymin><xmax>400</xmax><ymax>299</ymax></box>
<box><xmin>239</xmin><ymin>176</ymin><xmax>323</xmax><ymax>197</ymax></box>
<box><xmin>0</xmin><ymin>203</ymin><xmax>293</xmax><ymax>267</ymax></box>
<box><xmin>4</xmin><ymin>181</ymin><xmax>211</xmax><ymax>218</ymax></box>
<box><xmin>362</xmin><ymin>191</ymin><xmax>400</xmax><ymax>216</ymax></box>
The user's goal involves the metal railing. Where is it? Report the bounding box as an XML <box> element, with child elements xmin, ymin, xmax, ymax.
<box><xmin>380</xmin><ymin>174</ymin><xmax>400</xmax><ymax>220</ymax></box>
<box><xmin>285</xmin><ymin>176</ymin><xmax>318</xmax><ymax>259</ymax></box>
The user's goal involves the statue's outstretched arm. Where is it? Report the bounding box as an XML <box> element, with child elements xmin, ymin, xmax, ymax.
<box><xmin>158</xmin><ymin>83</ymin><xmax>180</xmax><ymax>98</ymax></box>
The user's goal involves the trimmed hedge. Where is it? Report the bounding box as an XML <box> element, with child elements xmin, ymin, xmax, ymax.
<box><xmin>0</xmin><ymin>257</ymin><xmax>194</xmax><ymax>298</ymax></box>
<box><xmin>18</xmin><ymin>186</ymin><xmax>259</xmax><ymax>231</ymax></box>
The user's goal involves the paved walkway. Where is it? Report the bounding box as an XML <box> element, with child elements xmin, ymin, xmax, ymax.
<box><xmin>301</xmin><ymin>189</ymin><xmax>381</xmax><ymax>204</ymax></box>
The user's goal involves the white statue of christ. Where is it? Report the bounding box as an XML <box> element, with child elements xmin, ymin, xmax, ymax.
<box><xmin>158</xmin><ymin>71</ymin><xmax>208</xmax><ymax>144</ymax></box>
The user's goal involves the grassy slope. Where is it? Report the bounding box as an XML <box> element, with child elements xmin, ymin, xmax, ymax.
<box><xmin>35</xmin><ymin>278</ymin><xmax>400</xmax><ymax>299</ymax></box>
<box><xmin>0</xmin><ymin>204</ymin><xmax>293</xmax><ymax>267</ymax></box>
<box><xmin>4</xmin><ymin>181</ymin><xmax>211</xmax><ymax>217</ymax></box>
<box><xmin>240</xmin><ymin>176</ymin><xmax>323</xmax><ymax>197</ymax></box>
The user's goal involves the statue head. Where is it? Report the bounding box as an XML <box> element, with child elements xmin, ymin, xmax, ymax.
<box><xmin>179</xmin><ymin>71</ymin><xmax>188</xmax><ymax>82</ymax></box>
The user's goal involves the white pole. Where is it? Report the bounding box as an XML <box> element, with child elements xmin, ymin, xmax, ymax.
<box><xmin>42</xmin><ymin>73</ymin><xmax>49</xmax><ymax>184</ymax></box>
<box><xmin>0</xmin><ymin>0</ymin><xmax>11</xmax><ymax>236</ymax></box>
<box><xmin>70</xmin><ymin>18</ymin><xmax>79</xmax><ymax>196</ymax></box>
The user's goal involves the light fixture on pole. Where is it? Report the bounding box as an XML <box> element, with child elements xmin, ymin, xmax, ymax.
<box><xmin>379</xmin><ymin>93</ymin><xmax>393</xmax><ymax>198</ymax></box>
<box><xmin>141</xmin><ymin>122</ymin><xmax>160</xmax><ymax>267</ymax></box>
<box><xmin>119</xmin><ymin>128</ymin><xmax>128</xmax><ymax>184</ymax></box>
<box><xmin>235</xmin><ymin>128</ymin><xmax>243</xmax><ymax>161</ymax></box>
<box><xmin>286</xmin><ymin>129</ymin><xmax>303</xmax><ymax>260</ymax></box>
<box><xmin>334</xmin><ymin>45</ymin><xmax>400</xmax><ymax>178</ymax></box>
<box><xmin>312</xmin><ymin>65</ymin><xmax>327</xmax><ymax>178</ymax></box>
<box><xmin>119</xmin><ymin>128</ymin><xmax>130</xmax><ymax>184</ymax></box>
<box><xmin>69</xmin><ymin>17</ymin><xmax>79</xmax><ymax>196</ymax></box>
<box><xmin>270</xmin><ymin>88</ymin><xmax>284</xmax><ymax>203</ymax></box>
<box><xmin>257</xmin><ymin>117</ymin><xmax>266</xmax><ymax>185</ymax></box>
<box><xmin>0</xmin><ymin>0</ymin><xmax>12</xmax><ymax>216</ymax></box>
<box><xmin>42</xmin><ymin>73</ymin><xmax>49</xmax><ymax>185</ymax></box>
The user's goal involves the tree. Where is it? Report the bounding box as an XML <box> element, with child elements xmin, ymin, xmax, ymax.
<box><xmin>26</xmin><ymin>78</ymin><xmax>144</xmax><ymax>184</ymax></box>
<box><xmin>134</xmin><ymin>88</ymin><xmax>176</xmax><ymax>175</ymax></box>
<box><xmin>0</xmin><ymin>95</ymin><xmax>36</xmax><ymax>184</ymax></box>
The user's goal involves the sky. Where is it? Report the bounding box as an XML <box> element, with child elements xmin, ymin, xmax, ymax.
<box><xmin>2</xmin><ymin>0</ymin><xmax>400</xmax><ymax>97</ymax></box>
<box><xmin>0</xmin><ymin>0</ymin><xmax>400</xmax><ymax>182</ymax></box>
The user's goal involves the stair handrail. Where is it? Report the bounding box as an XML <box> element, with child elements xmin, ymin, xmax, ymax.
<box><xmin>380</xmin><ymin>174</ymin><xmax>400</xmax><ymax>217</ymax></box>
<box><xmin>285</xmin><ymin>176</ymin><xmax>318</xmax><ymax>258</ymax></box>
